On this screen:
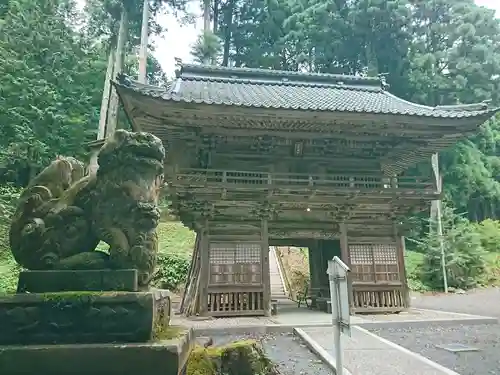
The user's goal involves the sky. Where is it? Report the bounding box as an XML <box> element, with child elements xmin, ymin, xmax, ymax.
<box><xmin>77</xmin><ymin>0</ymin><xmax>500</xmax><ymax>78</ymax></box>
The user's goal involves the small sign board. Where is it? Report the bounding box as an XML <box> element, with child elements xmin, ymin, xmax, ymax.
<box><xmin>327</xmin><ymin>256</ymin><xmax>351</xmax><ymax>337</ymax></box>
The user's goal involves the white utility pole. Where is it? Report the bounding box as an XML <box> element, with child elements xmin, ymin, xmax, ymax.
<box><xmin>431</xmin><ymin>153</ymin><xmax>448</xmax><ymax>293</ymax></box>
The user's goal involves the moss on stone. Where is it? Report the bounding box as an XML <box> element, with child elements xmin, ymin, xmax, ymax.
<box><xmin>152</xmin><ymin>325</ymin><xmax>187</xmax><ymax>341</ymax></box>
<box><xmin>186</xmin><ymin>339</ymin><xmax>277</xmax><ymax>375</ymax></box>
<box><xmin>40</xmin><ymin>291</ymin><xmax>122</xmax><ymax>309</ymax></box>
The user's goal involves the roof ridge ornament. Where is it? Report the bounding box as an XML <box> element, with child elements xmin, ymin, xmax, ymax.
<box><xmin>116</xmin><ymin>72</ymin><xmax>132</xmax><ymax>87</ymax></box>
<box><xmin>377</xmin><ymin>73</ymin><xmax>390</xmax><ymax>90</ymax></box>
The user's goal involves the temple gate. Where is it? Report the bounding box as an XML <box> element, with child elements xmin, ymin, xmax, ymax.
<box><xmin>114</xmin><ymin>64</ymin><xmax>497</xmax><ymax>316</ymax></box>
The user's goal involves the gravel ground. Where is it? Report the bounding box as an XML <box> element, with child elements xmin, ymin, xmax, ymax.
<box><xmin>411</xmin><ymin>287</ymin><xmax>500</xmax><ymax>318</ymax></box>
<box><xmin>205</xmin><ymin>332</ymin><xmax>333</xmax><ymax>375</ymax></box>
<box><xmin>369</xmin><ymin>323</ymin><xmax>500</xmax><ymax>375</ymax></box>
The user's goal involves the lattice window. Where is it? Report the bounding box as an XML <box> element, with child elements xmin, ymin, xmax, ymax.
<box><xmin>350</xmin><ymin>243</ymin><xmax>400</xmax><ymax>283</ymax></box>
<box><xmin>209</xmin><ymin>242</ymin><xmax>262</xmax><ymax>285</ymax></box>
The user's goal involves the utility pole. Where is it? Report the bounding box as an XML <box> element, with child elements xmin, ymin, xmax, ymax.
<box><xmin>88</xmin><ymin>49</ymin><xmax>115</xmax><ymax>175</ymax></box>
<box><xmin>431</xmin><ymin>153</ymin><xmax>448</xmax><ymax>293</ymax></box>
<box><xmin>138</xmin><ymin>0</ymin><xmax>149</xmax><ymax>84</ymax></box>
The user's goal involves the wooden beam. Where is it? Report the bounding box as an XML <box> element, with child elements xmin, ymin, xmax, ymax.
<box><xmin>199</xmin><ymin>221</ymin><xmax>210</xmax><ymax>315</ymax></box>
<box><xmin>394</xmin><ymin>223</ymin><xmax>410</xmax><ymax>308</ymax></box>
<box><xmin>261</xmin><ymin>219</ymin><xmax>270</xmax><ymax>316</ymax></box>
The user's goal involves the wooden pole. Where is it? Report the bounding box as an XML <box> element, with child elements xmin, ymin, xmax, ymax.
<box><xmin>106</xmin><ymin>6</ymin><xmax>128</xmax><ymax>138</ymax></box>
<box><xmin>199</xmin><ymin>220</ymin><xmax>210</xmax><ymax>315</ymax></box>
<box><xmin>394</xmin><ymin>223</ymin><xmax>410</xmax><ymax>308</ymax></box>
<box><xmin>339</xmin><ymin>222</ymin><xmax>352</xmax><ymax>310</ymax></box>
<box><xmin>138</xmin><ymin>0</ymin><xmax>149</xmax><ymax>84</ymax></box>
<box><xmin>261</xmin><ymin>218</ymin><xmax>270</xmax><ymax>316</ymax></box>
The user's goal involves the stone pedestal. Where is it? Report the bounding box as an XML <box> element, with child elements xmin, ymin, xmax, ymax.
<box><xmin>17</xmin><ymin>269</ymin><xmax>139</xmax><ymax>293</ymax></box>
<box><xmin>0</xmin><ymin>328</ymin><xmax>193</xmax><ymax>375</ymax></box>
<box><xmin>0</xmin><ymin>270</ymin><xmax>193</xmax><ymax>375</ymax></box>
<box><xmin>0</xmin><ymin>290</ymin><xmax>170</xmax><ymax>345</ymax></box>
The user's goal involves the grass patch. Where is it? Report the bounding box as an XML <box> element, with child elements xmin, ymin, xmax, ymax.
<box><xmin>153</xmin><ymin>325</ymin><xmax>188</xmax><ymax>341</ymax></box>
<box><xmin>157</xmin><ymin>222</ymin><xmax>195</xmax><ymax>259</ymax></box>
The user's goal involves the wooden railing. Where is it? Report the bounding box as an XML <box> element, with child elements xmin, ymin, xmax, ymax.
<box><xmin>170</xmin><ymin>168</ymin><xmax>437</xmax><ymax>192</ymax></box>
<box><xmin>351</xmin><ymin>283</ymin><xmax>408</xmax><ymax>313</ymax></box>
<box><xmin>207</xmin><ymin>290</ymin><xmax>264</xmax><ymax>316</ymax></box>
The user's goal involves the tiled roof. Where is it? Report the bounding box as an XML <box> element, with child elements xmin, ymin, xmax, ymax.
<box><xmin>114</xmin><ymin>65</ymin><xmax>498</xmax><ymax>119</ymax></box>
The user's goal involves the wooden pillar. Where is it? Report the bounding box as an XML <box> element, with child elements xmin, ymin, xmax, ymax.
<box><xmin>318</xmin><ymin>240</ymin><xmax>330</xmax><ymax>298</ymax></box>
<box><xmin>261</xmin><ymin>219</ymin><xmax>271</xmax><ymax>316</ymax></box>
<box><xmin>308</xmin><ymin>241</ymin><xmax>321</xmax><ymax>308</ymax></box>
<box><xmin>339</xmin><ymin>222</ymin><xmax>353</xmax><ymax>310</ymax></box>
<box><xmin>199</xmin><ymin>221</ymin><xmax>210</xmax><ymax>315</ymax></box>
<box><xmin>394</xmin><ymin>223</ymin><xmax>410</xmax><ymax>308</ymax></box>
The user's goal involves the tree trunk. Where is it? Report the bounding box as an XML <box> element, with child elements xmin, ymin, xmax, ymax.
<box><xmin>203</xmin><ymin>0</ymin><xmax>210</xmax><ymax>31</ymax></box>
<box><xmin>106</xmin><ymin>7</ymin><xmax>128</xmax><ymax>138</ymax></box>
<box><xmin>213</xmin><ymin>0</ymin><xmax>218</xmax><ymax>33</ymax></box>
<box><xmin>138</xmin><ymin>0</ymin><xmax>149</xmax><ymax>84</ymax></box>
<box><xmin>222</xmin><ymin>0</ymin><xmax>234</xmax><ymax>67</ymax></box>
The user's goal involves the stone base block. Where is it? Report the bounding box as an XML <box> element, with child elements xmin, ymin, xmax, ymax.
<box><xmin>0</xmin><ymin>290</ymin><xmax>171</xmax><ymax>345</ymax></box>
<box><xmin>0</xmin><ymin>328</ymin><xmax>193</xmax><ymax>375</ymax></box>
<box><xmin>17</xmin><ymin>269</ymin><xmax>138</xmax><ymax>293</ymax></box>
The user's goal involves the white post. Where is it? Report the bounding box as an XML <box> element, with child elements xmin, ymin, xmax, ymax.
<box><xmin>328</xmin><ymin>257</ymin><xmax>350</xmax><ymax>375</ymax></box>
<box><xmin>431</xmin><ymin>153</ymin><xmax>448</xmax><ymax>293</ymax></box>
<box><xmin>329</xmin><ymin>274</ymin><xmax>343</xmax><ymax>375</ymax></box>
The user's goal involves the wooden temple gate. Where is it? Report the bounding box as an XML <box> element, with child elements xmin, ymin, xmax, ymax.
<box><xmin>114</xmin><ymin>64</ymin><xmax>497</xmax><ymax>316</ymax></box>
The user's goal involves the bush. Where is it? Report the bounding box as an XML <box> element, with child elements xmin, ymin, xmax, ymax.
<box><xmin>405</xmin><ymin>251</ymin><xmax>429</xmax><ymax>292</ymax></box>
<box><xmin>152</xmin><ymin>252</ymin><xmax>190</xmax><ymax>291</ymax></box>
<box><xmin>474</xmin><ymin>219</ymin><xmax>500</xmax><ymax>252</ymax></box>
<box><xmin>153</xmin><ymin>222</ymin><xmax>195</xmax><ymax>291</ymax></box>
<box><xmin>418</xmin><ymin>204</ymin><xmax>488</xmax><ymax>290</ymax></box>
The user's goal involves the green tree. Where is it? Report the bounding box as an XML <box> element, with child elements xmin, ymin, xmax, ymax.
<box><xmin>418</xmin><ymin>203</ymin><xmax>488</xmax><ymax>290</ymax></box>
<box><xmin>0</xmin><ymin>0</ymin><xmax>108</xmax><ymax>183</ymax></box>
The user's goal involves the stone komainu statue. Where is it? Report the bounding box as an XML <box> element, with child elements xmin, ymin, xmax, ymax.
<box><xmin>9</xmin><ymin>130</ymin><xmax>166</xmax><ymax>288</ymax></box>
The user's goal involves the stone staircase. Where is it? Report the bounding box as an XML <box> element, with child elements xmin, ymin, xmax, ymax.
<box><xmin>269</xmin><ymin>246</ymin><xmax>288</xmax><ymax>299</ymax></box>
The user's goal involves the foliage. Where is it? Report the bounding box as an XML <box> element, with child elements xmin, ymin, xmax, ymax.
<box><xmin>0</xmin><ymin>0</ymin><xmax>108</xmax><ymax>182</ymax></box>
<box><xmin>276</xmin><ymin>247</ymin><xmax>310</xmax><ymax>300</ymax></box>
<box><xmin>474</xmin><ymin>219</ymin><xmax>500</xmax><ymax>252</ymax></box>
<box><xmin>418</xmin><ymin>204</ymin><xmax>488</xmax><ymax>290</ymax></box>
<box><xmin>0</xmin><ymin>185</ymin><xmax>21</xmax><ymax>293</ymax></box>
<box><xmin>190</xmin><ymin>30</ymin><xmax>222</xmax><ymax>64</ymax></box>
<box><xmin>0</xmin><ymin>185</ymin><xmax>20</xmax><ymax>225</ymax></box>
<box><xmin>404</xmin><ymin>250</ymin><xmax>429</xmax><ymax>292</ymax></box>
<box><xmin>152</xmin><ymin>222</ymin><xmax>195</xmax><ymax>290</ymax></box>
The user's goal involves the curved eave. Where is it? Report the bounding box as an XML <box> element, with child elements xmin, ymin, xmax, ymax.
<box><xmin>113</xmin><ymin>80</ymin><xmax>499</xmax><ymax>121</ymax></box>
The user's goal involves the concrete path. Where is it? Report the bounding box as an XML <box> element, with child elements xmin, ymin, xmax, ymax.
<box><xmin>411</xmin><ymin>287</ymin><xmax>500</xmax><ymax>319</ymax></box>
<box><xmin>269</xmin><ymin>246</ymin><xmax>288</xmax><ymax>299</ymax></box>
<box><xmin>296</xmin><ymin>326</ymin><xmax>460</xmax><ymax>375</ymax></box>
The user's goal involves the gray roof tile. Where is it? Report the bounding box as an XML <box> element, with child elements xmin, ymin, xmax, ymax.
<box><xmin>114</xmin><ymin>65</ymin><xmax>498</xmax><ymax>119</ymax></box>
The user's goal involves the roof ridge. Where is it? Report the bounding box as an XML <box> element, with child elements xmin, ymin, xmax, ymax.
<box><xmin>180</xmin><ymin>75</ymin><xmax>381</xmax><ymax>92</ymax></box>
<box><xmin>179</xmin><ymin>63</ymin><xmax>382</xmax><ymax>88</ymax></box>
